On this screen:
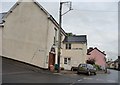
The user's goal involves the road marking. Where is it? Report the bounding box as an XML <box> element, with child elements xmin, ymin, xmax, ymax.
<box><xmin>83</xmin><ymin>77</ymin><xmax>93</xmax><ymax>80</ymax></box>
<box><xmin>107</xmin><ymin>80</ymin><xmax>116</xmax><ymax>83</ymax></box>
<box><xmin>2</xmin><ymin>71</ymin><xmax>32</xmax><ymax>75</ymax></box>
<box><xmin>70</xmin><ymin>82</ymin><xmax>75</xmax><ymax>85</ymax></box>
<box><xmin>78</xmin><ymin>79</ymin><xmax>82</xmax><ymax>82</ymax></box>
<box><xmin>96</xmin><ymin>79</ymin><xmax>116</xmax><ymax>83</ymax></box>
<box><xmin>53</xmin><ymin>73</ymin><xmax>62</xmax><ymax>75</ymax></box>
<box><xmin>96</xmin><ymin>79</ymin><xmax>104</xmax><ymax>81</ymax></box>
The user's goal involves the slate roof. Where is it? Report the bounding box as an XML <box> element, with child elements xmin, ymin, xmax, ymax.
<box><xmin>114</xmin><ymin>59</ymin><xmax>118</xmax><ymax>63</ymax></box>
<box><xmin>63</xmin><ymin>35</ymin><xmax>87</xmax><ymax>43</ymax></box>
<box><xmin>0</xmin><ymin>12</ymin><xmax>7</xmax><ymax>24</ymax></box>
<box><xmin>87</xmin><ymin>47</ymin><xmax>106</xmax><ymax>56</ymax></box>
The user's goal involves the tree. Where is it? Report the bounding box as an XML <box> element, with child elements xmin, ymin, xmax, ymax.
<box><xmin>67</xmin><ymin>33</ymin><xmax>74</xmax><ymax>36</ymax></box>
<box><xmin>86</xmin><ymin>58</ymin><xmax>95</xmax><ymax>65</ymax></box>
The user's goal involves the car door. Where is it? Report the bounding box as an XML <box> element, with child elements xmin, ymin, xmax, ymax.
<box><xmin>89</xmin><ymin>65</ymin><xmax>94</xmax><ymax>72</ymax></box>
<box><xmin>80</xmin><ymin>64</ymin><xmax>87</xmax><ymax>72</ymax></box>
<box><xmin>87</xmin><ymin>64</ymin><xmax>92</xmax><ymax>72</ymax></box>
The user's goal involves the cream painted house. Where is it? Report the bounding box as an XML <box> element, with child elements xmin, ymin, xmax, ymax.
<box><xmin>61</xmin><ymin>35</ymin><xmax>87</xmax><ymax>70</ymax></box>
<box><xmin>2</xmin><ymin>0</ymin><xmax>66</xmax><ymax>69</ymax></box>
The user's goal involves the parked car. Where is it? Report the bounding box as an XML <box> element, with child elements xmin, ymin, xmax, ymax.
<box><xmin>77</xmin><ymin>64</ymin><xmax>97</xmax><ymax>75</ymax></box>
<box><xmin>71</xmin><ymin>67</ymin><xmax>78</xmax><ymax>71</ymax></box>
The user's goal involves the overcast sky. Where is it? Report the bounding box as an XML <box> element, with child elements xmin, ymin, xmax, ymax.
<box><xmin>0</xmin><ymin>0</ymin><xmax>119</xmax><ymax>61</ymax></box>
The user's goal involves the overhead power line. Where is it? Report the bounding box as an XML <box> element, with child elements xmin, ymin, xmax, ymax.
<box><xmin>73</xmin><ymin>8</ymin><xmax>118</xmax><ymax>12</ymax></box>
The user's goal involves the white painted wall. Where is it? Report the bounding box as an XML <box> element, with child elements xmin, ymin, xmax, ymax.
<box><xmin>45</xmin><ymin>20</ymin><xmax>58</xmax><ymax>68</ymax></box>
<box><xmin>0</xmin><ymin>26</ymin><xmax>2</xmax><ymax>56</ymax></box>
<box><xmin>3</xmin><ymin>1</ymin><xmax>66</xmax><ymax>69</ymax></box>
<box><xmin>45</xmin><ymin>19</ymin><xmax>66</xmax><ymax>68</ymax></box>
<box><xmin>3</xmin><ymin>1</ymin><xmax>49</xmax><ymax>68</ymax></box>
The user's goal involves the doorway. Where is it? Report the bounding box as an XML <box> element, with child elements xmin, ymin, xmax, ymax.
<box><xmin>48</xmin><ymin>52</ymin><xmax>55</xmax><ymax>70</ymax></box>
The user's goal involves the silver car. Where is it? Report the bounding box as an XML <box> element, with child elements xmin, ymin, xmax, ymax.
<box><xmin>77</xmin><ymin>64</ymin><xmax>97</xmax><ymax>75</ymax></box>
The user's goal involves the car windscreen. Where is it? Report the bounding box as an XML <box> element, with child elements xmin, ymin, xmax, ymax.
<box><xmin>87</xmin><ymin>64</ymin><xmax>93</xmax><ymax>69</ymax></box>
<box><xmin>80</xmin><ymin>64</ymin><xmax>86</xmax><ymax>67</ymax></box>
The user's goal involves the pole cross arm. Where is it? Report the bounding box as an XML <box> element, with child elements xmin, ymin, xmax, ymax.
<box><xmin>60</xmin><ymin>1</ymin><xmax>70</xmax><ymax>4</ymax></box>
<box><xmin>61</xmin><ymin>9</ymin><xmax>73</xmax><ymax>16</ymax></box>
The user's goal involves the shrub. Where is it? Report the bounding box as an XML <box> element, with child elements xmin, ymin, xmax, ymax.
<box><xmin>86</xmin><ymin>58</ymin><xmax>95</xmax><ymax>65</ymax></box>
<box><xmin>93</xmin><ymin>64</ymin><xmax>101</xmax><ymax>71</ymax></box>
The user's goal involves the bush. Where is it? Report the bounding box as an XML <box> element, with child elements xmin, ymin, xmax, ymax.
<box><xmin>86</xmin><ymin>59</ymin><xmax>95</xmax><ymax>65</ymax></box>
<box><xmin>93</xmin><ymin>64</ymin><xmax>101</xmax><ymax>71</ymax></box>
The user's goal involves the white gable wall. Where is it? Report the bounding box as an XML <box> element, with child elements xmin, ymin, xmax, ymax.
<box><xmin>45</xmin><ymin>19</ymin><xmax>66</xmax><ymax>68</ymax></box>
<box><xmin>45</xmin><ymin>20</ymin><xmax>58</xmax><ymax>68</ymax></box>
<box><xmin>3</xmin><ymin>2</ymin><xmax>49</xmax><ymax>68</ymax></box>
<box><xmin>0</xmin><ymin>26</ymin><xmax>2</xmax><ymax>56</ymax></box>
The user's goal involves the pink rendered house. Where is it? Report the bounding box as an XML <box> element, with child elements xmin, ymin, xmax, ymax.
<box><xmin>87</xmin><ymin>47</ymin><xmax>107</xmax><ymax>69</ymax></box>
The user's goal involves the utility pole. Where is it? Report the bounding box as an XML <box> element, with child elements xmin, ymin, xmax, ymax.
<box><xmin>57</xmin><ymin>1</ymin><xmax>72</xmax><ymax>73</ymax></box>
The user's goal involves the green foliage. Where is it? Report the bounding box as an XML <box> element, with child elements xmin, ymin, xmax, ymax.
<box><xmin>93</xmin><ymin>64</ymin><xmax>101</xmax><ymax>71</ymax></box>
<box><xmin>67</xmin><ymin>33</ymin><xmax>73</xmax><ymax>36</ymax></box>
<box><xmin>86</xmin><ymin>59</ymin><xmax>95</xmax><ymax>65</ymax></box>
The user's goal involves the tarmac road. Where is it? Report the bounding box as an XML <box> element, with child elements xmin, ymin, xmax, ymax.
<box><xmin>1</xmin><ymin>57</ymin><xmax>119</xmax><ymax>84</ymax></box>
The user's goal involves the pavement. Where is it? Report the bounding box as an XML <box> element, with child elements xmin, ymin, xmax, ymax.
<box><xmin>1</xmin><ymin>57</ymin><xmax>119</xmax><ymax>84</ymax></box>
<box><xmin>60</xmin><ymin>70</ymin><xmax>103</xmax><ymax>74</ymax></box>
<box><xmin>57</xmin><ymin>70</ymin><xmax>77</xmax><ymax>74</ymax></box>
<box><xmin>60</xmin><ymin>70</ymin><xmax>110</xmax><ymax>74</ymax></box>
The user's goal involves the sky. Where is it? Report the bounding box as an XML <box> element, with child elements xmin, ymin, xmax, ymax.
<box><xmin>0</xmin><ymin>0</ymin><xmax>119</xmax><ymax>61</ymax></box>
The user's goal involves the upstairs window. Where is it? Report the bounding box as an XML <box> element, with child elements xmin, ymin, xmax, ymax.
<box><xmin>54</xmin><ymin>28</ymin><xmax>57</xmax><ymax>45</ymax></box>
<box><xmin>66</xmin><ymin>43</ymin><xmax>71</xmax><ymax>49</ymax></box>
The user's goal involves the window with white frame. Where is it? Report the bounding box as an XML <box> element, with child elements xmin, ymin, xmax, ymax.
<box><xmin>64</xmin><ymin>58</ymin><xmax>71</xmax><ymax>65</ymax></box>
<box><xmin>66</xmin><ymin>43</ymin><xmax>71</xmax><ymax>49</ymax></box>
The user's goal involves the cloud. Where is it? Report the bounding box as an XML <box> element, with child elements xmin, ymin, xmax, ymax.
<box><xmin>1</xmin><ymin>1</ymin><xmax>118</xmax><ymax>60</ymax></box>
<box><xmin>62</xmin><ymin>2</ymin><xmax>118</xmax><ymax>60</ymax></box>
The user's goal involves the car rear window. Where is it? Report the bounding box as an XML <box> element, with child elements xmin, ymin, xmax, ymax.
<box><xmin>80</xmin><ymin>64</ymin><xmax>86</xmax><ymax>67</ymax></box>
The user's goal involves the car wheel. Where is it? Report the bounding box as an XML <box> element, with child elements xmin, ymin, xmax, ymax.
<box><xmin>71</xmin><ymin>68</ymin><xmax>73</xmax><ymax>71</ymax></box>
<box><xmin>94</xmin><ymin>72</ymin><xmax>96</xmax><ymax>75</ymax></box>
<box><xmin>88</xmin><ymin>71</ymin><xmax>91</xmax><ymax>76</ymax></box>
<box><xmin>77</xmin><ymin>71</ymin><xmax>80</xmax><ymax>74</ymax></box>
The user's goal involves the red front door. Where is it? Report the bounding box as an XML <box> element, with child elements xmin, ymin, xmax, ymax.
<box><xmin>48</xmin><ymin>52</ymin><xmax>55</xmax><ymax>70</ymax></box>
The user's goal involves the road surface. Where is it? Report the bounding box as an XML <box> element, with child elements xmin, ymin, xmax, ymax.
<box><xmin>2</xmin><ymin>57</ymin><xmax>119</xmax><ymax>84</ymax></box>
